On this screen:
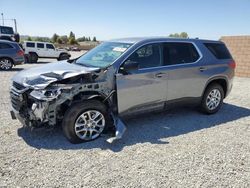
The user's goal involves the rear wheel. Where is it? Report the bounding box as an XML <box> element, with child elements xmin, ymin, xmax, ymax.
<box><xmin>29</xmin><ymin>53</ymin><xmax>38</xmax><ymax>63</ymax></box>
<box><xmin>0</xmin><ymin>58</ymin><xmax>13</xmax><ymax>70</ymax></box>
<box><xmin>62</xmin><ymin>100</ymin><xmax>111</xmax><ymax>144</ymax></box>
<box><xmin>58</xmin><ymin>53</ymin><xmax>69</xmax><ymax>61</ymax></box>
<box><xmin>24</xmin><ymin>54</ymin><xmax>30</xmax><ymax>63</ymax></box>
<box><xmin>200</xmin><ymin>83</ymin><xmax>224</xmax><ymax>114</ymax></box>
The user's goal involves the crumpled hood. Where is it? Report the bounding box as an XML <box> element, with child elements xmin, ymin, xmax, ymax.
<box><xmin>12</xmin><ymin>61</ymin><xmax>100</xmax><ymax>89</ymax></box>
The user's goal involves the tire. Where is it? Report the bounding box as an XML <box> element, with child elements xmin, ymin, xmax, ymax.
<box><xmin>0</xmin><ymin>58</ymin><xmax>13</xmax><ymax>70</ymax></box>
<box><xmin>58</xmin><ymin>53</ymin><xmax>69</xmax><ymax>61</ymax></box>
<box><xmin>29</xmin><ymin>53</ymin><xmax>38</xmax><ymax>63</ymax></box>
<box><xmin>62</xmin><ymin>100</ymin><xmax>112</xmax><ymax>144</ymax></box>
<box><xmin>200</xmin><ymin>83</ymin><xmax>224</xmax><ymax>114</ymax></box>
<box><xmin>24</xmin><ymin>54</ymin><xmax>30</xmax><ymax>64</ymax></box>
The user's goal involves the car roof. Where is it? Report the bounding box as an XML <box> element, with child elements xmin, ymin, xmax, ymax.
<box><xmin>109</xmin><ymin>37</ymin><xmax>221</xmax><ymax>44</ymax></box>
<box><xmin>0</xmin><ymin>39</ymin><xmax>18</xmax><ymax>45</ymax></box>
<box><xmin>24</xmin><ymin>41</ymin><xmax>52</xmax><ymax>44</ymax></box>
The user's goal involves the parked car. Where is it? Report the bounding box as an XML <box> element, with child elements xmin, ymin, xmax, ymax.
<box><xmin>0</xmin><ymin>40</ymin><xmax>25</xmax><ymax>70</ymax></box>
<box><xmin>23</xmin><ymin>41</ymin><xmax>71</xmax><ymax>63</ymax></box>
<box><xmin>10</xmin><ymin>37</ymin><xmax>235</xmax><ymax>143</ymax></box>
<box><xmin>0</xmin><ymin>26</ymin><xmax>20</xmax><ymax>42</ymax></box>
<box><xmin>71</xmin><ymin>46</ymin><xmax>81</xmax><ymax>51</ymax></box>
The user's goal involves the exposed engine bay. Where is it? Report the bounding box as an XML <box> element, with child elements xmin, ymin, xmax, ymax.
<box><xmin>10</xmin><ymin>61</ymin><xmax>126</xmax><ymax>143</ymax></box>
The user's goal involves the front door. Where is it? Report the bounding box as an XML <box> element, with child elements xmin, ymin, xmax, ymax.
<box><xmin>116</xmin><ymin>43</ymin><xmax>168</xmax><ymax>116</ymax></box>
<box><xmin>45</xmin><ymin>43</ymin><xmax>57</xmax><ymax>58</ymax></box>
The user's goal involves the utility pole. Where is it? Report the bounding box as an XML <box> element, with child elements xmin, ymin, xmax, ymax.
<box><xmin>1</xmin><ymin>13</ymin><xmax>3</xmax><ymax>25</ymax></box>
<box><xmin>14</xmin><ymin>19</ymin><xmax>17</xmax><ymax>33</ymax></box>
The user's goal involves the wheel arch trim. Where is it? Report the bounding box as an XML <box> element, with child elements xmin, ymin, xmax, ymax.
<box><xmin>202</xmin><ymin>76</ymin><xmax>229</xmax><ymax>98</ymax></box>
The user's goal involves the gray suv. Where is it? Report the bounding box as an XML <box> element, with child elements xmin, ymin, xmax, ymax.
<box><xmin>10</xmin><ymin>37</ymin><xmax>235</xmax><ymax>143</ymax></box>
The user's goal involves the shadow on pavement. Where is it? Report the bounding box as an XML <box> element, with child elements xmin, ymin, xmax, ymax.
<box><xmin>0</xmin><ymin>67</ymin><xmax>24</xmax><ymax>71</ymax></box>
<box><xmin>26</xmin><ymin>61</ymin><xmax>51</xmax><ymax>64</ymax></box>
<box><xmin>18</xmin><ymin>103</ymin><xmax>250</xmax><ymax>152</ymax></box>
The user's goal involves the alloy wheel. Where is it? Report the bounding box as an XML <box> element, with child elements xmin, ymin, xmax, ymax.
<box><xmin>0</xmin><ymin>59</ymin><xmax>12</xmax><ymax>70</ymax></box>
<box><xmin>206</xmin><ymin>89</ymin><xmax>221</xmax><ymax>110</ymax></box>
<box><xmin>74</xmin><ymin>110</ymin><xmax>105</xmax><ymax>140</ymax></box>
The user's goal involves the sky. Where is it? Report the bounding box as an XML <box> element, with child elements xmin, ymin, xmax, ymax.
<box><xmin>0</xmin><ymin>0</ymin><xmax>250</xmax><ymax>40</ymax></box>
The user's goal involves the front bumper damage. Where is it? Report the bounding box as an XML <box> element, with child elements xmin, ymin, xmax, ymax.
<box><xmin>10</xmin><ymin>67</ymin><xmax>127</xmax><ymax>143</ymax></box>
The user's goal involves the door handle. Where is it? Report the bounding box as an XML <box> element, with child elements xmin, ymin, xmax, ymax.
<box><xmin>155</xmin><ymin>72</ymin><xmax>166</xmax><ymax>78</ymax></box>
<box><xmin>199</xmin><ymin>67</ymin><xmax>207</xmax><ymax>72</ymax></box>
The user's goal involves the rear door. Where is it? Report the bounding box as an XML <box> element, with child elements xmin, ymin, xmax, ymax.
<box><xmin>116</xmin><ymin>43</ymin><xmax>168</xmax><ymax>115</ymax></box>
<box><xmin>36</xmin><ymin>43</ymin><xmax>45</xmax><ymax>57</ymax></box>
<box><xmin>0</xmin><ymin>42</ymin><xmax>14</xmax><ymax>56</ymax></box>
<box><xmin>162</xmin><ymin>42</ymin><xmax>204</xmax><ymax>101</ymax></box>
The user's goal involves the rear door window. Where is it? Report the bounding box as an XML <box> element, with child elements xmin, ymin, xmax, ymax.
<box><xmin>163</xmin><ymin>42</ymin><xmax>200</xmax><ymax>66</ymax></box>
<box><xmin>37</xmin><ymin>43</ymin><xmax>44</xmax><ymax>48</ymax></box>
<box><xmin>127</xmin><ymin>44</ymin><xmax>161</xmax><ymax>69</ymax></box>
<box><xmin>204</xmin><ymin>43</ymin><xmax>232</xmax><ymax>59</ymax></box>
<box><xmin>26</xmin><ymin>42</ymin><xmax>35</xmax><ymax>48</ymax></box>
<box><xmin>0</xmin><ymin>43</ymin><xmax>13</xmax><ymax>49</ymax></box>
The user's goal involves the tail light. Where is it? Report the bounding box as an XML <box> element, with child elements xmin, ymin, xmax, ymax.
<box><xmin>17</xmin><ymin>50</ymin><xmax>24</xmax><ymax>56</ymax></box>
<box><xmin>229</xmin><ymin>60</ymin><xmax>236</xmax><ymax>69</ymax></box>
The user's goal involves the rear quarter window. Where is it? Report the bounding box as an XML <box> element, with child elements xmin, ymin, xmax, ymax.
<box><xmin>204</xmin><ymin>43</ymin><xmax>232</xmax><ymax>59</ymax></box>
<box><xmin>0</xmin><ymin>43</ymin><xmax>13</xmax><ymax>49</ymax></box>
<box><xmin>26</xmin><ymin>42</ymin><xmax>35</xmax><ymax>48</ymax></box>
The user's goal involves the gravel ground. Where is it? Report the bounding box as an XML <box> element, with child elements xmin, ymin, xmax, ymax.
<box><xmin>0</xmin><ymin>54</ymin><xmax>250</xmax><ymax>187</ymax></box>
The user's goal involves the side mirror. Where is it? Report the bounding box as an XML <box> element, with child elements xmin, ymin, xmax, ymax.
<box><xmin>122</xmin><ymin>60</ymin><xmax>139</xmax><ymax>72</ymax></box>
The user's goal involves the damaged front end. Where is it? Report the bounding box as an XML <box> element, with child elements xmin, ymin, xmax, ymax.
<box><xmin>10</xmin><ymin>61</ymin><xmax>126</xmax><ymax>142</ymax></box>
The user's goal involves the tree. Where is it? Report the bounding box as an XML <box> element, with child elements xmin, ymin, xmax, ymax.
<box><xmin>69</xmin><ymin>31</ymin><xmax>75</xmax><ymax>39</ymax></box>
<box><xmin>169</xmin><ymin>33</ymin><xmax>180</xmax><ymax>37</ymax></box>
<box><xmin>179</xmin><ymin>32</ymin><xmax>188</xmax><ymax>38</ymax></box>
<box><xmin>33</xmin><ymin>37</ymin><xmax>51</xmax><ymax>42</ymax></box>
<box><xmin>169</xmin><ymin>32</ymin><xmax>189</xmax><ymax>38</ymax></box>
<box><xmin>52</xmin><ymin>33</ymin><xmax>59</xmax><ymax>43</ymax></box>
<box><xmin>56</xmin><ymin>37</ymin><xmax>62</xmax><ymax>44</ymax></box>
<box><xmin>60</xmin><ymin>35</ymin><xmax>68</xmax><ymax>44</ymax></box>
<box><xmin>69</xmin><ymin>37</ymin><xmax>77</xmax><ymax>45</ymax></box>
<box><xmin>77</xmin><ymin>36</ymin><xmax>86</xmax><ymax>42</ymax></box>
<box><xmin>27</xmin><ymin>36</ymin><xmax>32</xmax><ymax>41</ymax></box>
<box><xmin>92</xmin><ymin>36</ymin><xmax>97</xmax><ymax>42</ymax></box>
<box><xmin>68</xmin><ymin>31</ymin><xmax>77</xmax><ymax>44</ymax></box>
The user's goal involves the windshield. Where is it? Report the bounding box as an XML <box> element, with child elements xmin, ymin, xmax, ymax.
<box><xmin>75</xmin><ymin>42</ymin><xmax>132</xmax><ymax>68</ymax></box>
<box><xmin>0</xmin><ymin>26</ymin><xmax>14</xmax><ymax>35</ymax></box>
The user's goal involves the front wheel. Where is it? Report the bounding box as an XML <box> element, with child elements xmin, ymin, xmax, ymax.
<box><xmin>0</xmin><ymin>58</ymin><xmax>13</xmax><ymax>70</ymax></box>
<box><xmin>58</xmin><ymin>53</ymin><xmax>69</xmax><ymax>61</ymax></box>
<box><xmin>62</xmin><ymin>100</ymin><xmax>111</xmax><ymax>144</ymax></box>
<box><xmin>200</xmin><ymin>84</ymin><xmax>224</xmax><ymax>114</ymax></box>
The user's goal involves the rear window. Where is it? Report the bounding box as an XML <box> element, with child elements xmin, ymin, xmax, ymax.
<box><xmin>204</xmin><ymin>43</ymin><xmax>232</xmax><ymax>59</ymax></box>
<box><xmin>26</xmin><ymin>42</ymin><xmax>35</xmax><ymax>48</ymax></box>
<box><xmin>37</xmin><ymin>43</ymin><xmax>44</xmax><ymax>48</ymax></box>
<box><xmin>0</xmin><ymin>43</ymin><xmax>13</xmax><ymax>49</ymax></box>
<box><xmin>0</xmin><ymin>26</ymin><xmax>14</xmax><ymax>35</ymax></box>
